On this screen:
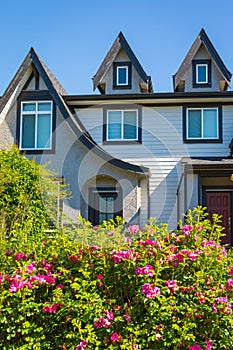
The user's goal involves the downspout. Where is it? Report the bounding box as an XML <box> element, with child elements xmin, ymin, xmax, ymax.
<box><xmin>176</xmin><ymin>172</ymin><xmax>184</xmax><ymax>223</ymax></box>
<box><xmin>176</xmin><ymin>162</ymin><xmax>187</xmax><ymax>222</ymax></box>
<box><xmin>147</xmin><ymin>173</ymin><xmax>150</xmax><ymax>220</ymax></box>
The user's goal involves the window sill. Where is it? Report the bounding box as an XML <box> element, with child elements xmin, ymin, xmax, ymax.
<box><xmin>103</xmin><ymin>140</ymin><xmax>141</xmax><ymax>145</ymax></box>
<box><xmin>183</xmin><ymin>139</ymin><xmax>222</xmax><ymax>144</ymax></box>
<box><xmin>192</xmin><ymin>83</ymin><xmax>212</xmax><ymax>88</ymax></box>
<box><xmin>19</xmin><ymin>149</ymin><xmax>55</xmax><ymax>155</ymax></box>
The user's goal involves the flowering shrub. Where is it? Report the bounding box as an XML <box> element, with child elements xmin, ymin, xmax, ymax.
<box><xmin>0</xmin><ymin>207</ymin><xmax>233</xmax><ymax>349</ymax></box>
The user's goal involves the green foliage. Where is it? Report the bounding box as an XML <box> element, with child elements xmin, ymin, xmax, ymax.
<box><xmin>0</xmin><ymin>145</ymin><xmax>68</xmax><ymax>238</ymax></box>
<box><xmin>0</xmin><ymin>205</ymin><xmax>233</xmax><ymax>349</ymax></box>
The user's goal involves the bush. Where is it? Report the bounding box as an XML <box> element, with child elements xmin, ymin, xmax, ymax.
<box><xmin>0</xmin><ymin>206</ymin><xmax>233</xmax><ymax>349</ymax></box>
<box><xmin>0</xmin><ymin>145</ymin><xmax>68</xmax><ymax>238</ymax></box>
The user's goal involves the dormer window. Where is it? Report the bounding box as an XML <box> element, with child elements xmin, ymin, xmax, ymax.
<box><xmin>117</xmin><ymin>66</ymin><xmax>128</xmax><ymax>85</ymax></box>
<box><xmin>196</xmin><ymin>64</ymin><xmax>208</xmax><ymax>83</ymax></box>
<box><xmin>113</xmin><ymin>62</ymin><xmax>132</xmax><ymax>89</ymax></box>
<box><xmin>192</xmin><ymin>59</ymin><xmax>211</xmax><ymax>87</ymax></box>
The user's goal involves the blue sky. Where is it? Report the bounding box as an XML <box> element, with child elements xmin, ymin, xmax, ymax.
<box><xmin>1</xmin><ymin>0</ymin><xmax>233</xmax><ymax>95</ymax></box>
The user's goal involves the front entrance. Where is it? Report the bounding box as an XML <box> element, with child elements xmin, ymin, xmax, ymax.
<box><xmin>207</xmin><ymin>191</ymin><xmax>232</xmax><ymax>245</ymax></box>
<box><xmin>88</xmin><ymin>187</ymin><xmax>123</xmax><ymax>225</ymax></box>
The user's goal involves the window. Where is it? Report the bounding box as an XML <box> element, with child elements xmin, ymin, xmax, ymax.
<box><xmin>88</xmin><ymin>187</ymin><xmax>123</xmax><ymax>225</ymax></box>
<box><xmin>113</xmin><ymin>62</ymin><xmax>132</xmax><ymax>89</ymax></box>
<box><xmin>192</xmin><ymin>60</ymin><xmax>211</xmax><ymax>87</ymax></box>
<box><xmin>107</xmin><ymin>110</ymin><xmax>138</xmax><ymax>141</ymax></box>
<box><xmin>184</xmin><ymin>106</ymin><xmax>222</xmax><ymax>142</ymax></box>
<box><xmin>196</xmin><ymin>64</ymin><xmax>208</xmax><ymax>83</ymax></box>
<box><xmin>20</xmin><ymin>101</ymin><xmax>53</xmax><ymax>150</ymax></box>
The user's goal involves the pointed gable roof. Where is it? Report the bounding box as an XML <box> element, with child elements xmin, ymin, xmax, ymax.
<box><xmin>0</xmin><ymin>48</ymin><xmax>148</xmax><ymax>176</ymax></box>
<box><xmin>93</xmin><ymin>32</ymin><xmax>153</xmax><ymax>93</ymax></box>
<box><xmin>173</xmin><ymin>28</ymin><xmax>232</xmax><ymax>91</ymax></box>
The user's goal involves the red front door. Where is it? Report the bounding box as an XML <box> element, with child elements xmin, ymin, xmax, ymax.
<box><xmin>207</xmin><ymin>191</ymin><xmax>231</xmax><ymax>245</ymax></box>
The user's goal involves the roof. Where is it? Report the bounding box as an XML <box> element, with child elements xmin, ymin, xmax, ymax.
<box><xmin>183</xmin><ymin>157</ymin><xmax>233</xmax><ymax>170</ymax></box>
<box><xmin>0</xmin><ymin>48</ymin><xmax>149</xmax><ymax>176</ymax></box>
<box><xmin>173</xmin><ymin>28</ymin><xmax>232</xmax><ymax>91</ymax></box>
<box><xmin>93</xmin><ymin>31</ymin><xmax>153</xmax><ymax>93</ymax></box>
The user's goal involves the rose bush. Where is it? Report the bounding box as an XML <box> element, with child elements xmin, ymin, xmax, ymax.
<box><xmin>0</xmin><ymin>206</ymin><xmax>233</xmax><ymax>349</ymax></box>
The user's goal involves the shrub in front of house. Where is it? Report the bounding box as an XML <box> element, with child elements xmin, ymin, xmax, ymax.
<box><xmin>0</xmin><ymin>206</ymin><xmax>233</xmax><ymax>349</ymax></box>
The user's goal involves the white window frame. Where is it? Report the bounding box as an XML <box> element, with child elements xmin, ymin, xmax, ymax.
<box><xmin>196</xmin><ymin>63</ymin><xmax>208</xmax><ymax>84</ymax></box>
<box><xmin>116</xmin><ymin>66</ymin><xmax>128</xmax><ymax>86</ymax></box>
<box><xmin>107</xmin><ymin>109</ymin><xmax>138</xmax><ymax>141</ymax></box>
<box><xmin>186</xmin><ymin>107</ymin><xmax>219</xmax><ymax>140</ymax></box>
<box><xmin>20</xmin><ymin>101</ymin><xmax>53</xmax><ymax>150</ymax></box>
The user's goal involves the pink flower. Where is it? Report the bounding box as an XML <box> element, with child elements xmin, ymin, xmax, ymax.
<box><xmin>136</xmin><ymin>265</ymin><xmax>154</xmax><ymax>277</ymax></box>
<box><xmin>9</xmin><ymin>276</ymin><xmax>27</xmax><ymax>292</ymax></box>
<box><xmin>204</xmin><ymin>340</ymin><xmax>213</xmax><ymax>349</ymax></box>
<box><xmin>104</xmin><ymin>310</ymin><xmax>114</xmax><ymax>321</ymax></box>
<box><xmin>122</xmin><ymin>314</ymin><xmax>131</xmax><ymax>322</ymax></box>
<box><xmin>111</xmin><ymin>250</ymin><xmax>138</xmax><ymax>264</ymax></box>
<box><xmin>155</xmin><ymin>333</ymin><xmax>162</xmax><ymax>341</ymax></box>
<box><xmin>182</xmin><ymin>225</ymin><xmax>193</xmax><ymax>236</ymax></box>
<box><xmin>42</xmin><ymin>303</ymin><xmax>63</xmax><ymax>313</ymax></box>
<box><xmin>215</xmin><ymin>297</ymin><xmax>227</xmax><ymax>303</ymax></box>
<box><xmin>107</xmin><ymin>231</ymin><xmax>114</xmax><ymax>236</ymax></box>
<box><xmin>110</xmin><ymin>332</ymin><xmax>119</xmax><ymax>341</ymax></box>
<box><xmin>42</xmin><ymin>263</ymin><xmax>53</xmax><ymax>271</ymax></box>
<box><xmin>15</xmin><ymin>252</ymin><xmax>26</xmax><ymax>260</ymax></box>
<box><xmin>70</xmin><ymin>255</ymin><xmax>79</xmax><ymax>263</ymax></box>
<box><xmin>189</xmin><ymin>345</ymin><xmax>202</xmax><ymax>350</ymax></box>
<box><xmin>164</xmin><ymin>280</ymin><xmax>179</xmax><ymax>293</ymax></box>
<box><xmin>55</xmin><ymin>284</ymin><xmax>64</xmax><ymax>290</ymax></box>
<box><xmin>132</xmin><ymin>345</ymin><xmax>138</xmax><ymax>349</ymax></box>
<box><xmin>128</xmin><ymin>225</ymin><xmax>139</xmax><ymax>235</ymax></box>
<box><xmin>226</xmin><ymin>278</ymin><xmax>233</xmax><ymax>291</ymax></box>
<box><xmin>227</xmin><ymin>266</ymin><xmax>233</xmax><ymax>275</ymax></box>
<box><xmin>25</xmin><ymin>262</ymin><xmax>36</xmax><ymax>274</ymax></box>
<box><xmin>94</xmin><ymin>313</ymin><xmax>113</xmax><ymax>329</ymax></box>
<box><xmin>141</xmin><ymin>283</ymin><xmax>160</xmax><ymax>299</ymax></box>
<box><xmin>76</xmin><ymin>339</ymin><xmax>87</xmax><ymax>350</ymax></box>
<box><xmin>97</xmin><ymin>274</ymin><xmax>103</xmax><ymax>280</ymax></box>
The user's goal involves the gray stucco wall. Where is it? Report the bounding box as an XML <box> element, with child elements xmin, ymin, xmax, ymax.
<box><xmin>0</xmin><ymin>105</ymin><xmax>17</xmax><ymax>148</ymax></box>
<box><xmin>184</xmin><ymin>45</ymin><xmax>223</xmax><ymax>92</ymax></box>
<box><xmin>104</xmin><ymin>49</ymin><xmax>143</xmax><ymax>94</ymax></box>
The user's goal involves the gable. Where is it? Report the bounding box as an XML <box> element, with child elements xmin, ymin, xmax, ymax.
<box><xmin>93</xmin><ymin>32</ymin><xmax>153</xmax><ymax>94</ymax></box>
<box><xmin>173</xmin><ymin>29</ymin><xmax>232</xmax><ymax>92</ymax></box>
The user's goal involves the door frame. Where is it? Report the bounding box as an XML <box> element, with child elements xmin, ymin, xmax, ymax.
<box><xmin>88</xmin><ymin>186</ymin><xmax>123</xmax><ymax>225</ymax></box>
<box><xmin>202</xmin><ymin>186</ymin><xmax>233</xmax><ymax>246</ymax></box>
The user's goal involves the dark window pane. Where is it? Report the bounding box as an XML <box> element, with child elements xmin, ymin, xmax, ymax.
<box><xmin>188</xmin><ymin>110</ymin><xmax>201</xmax><ymax>138</ymax></box>
<box><xmin>124</xmin><ymin>111</ymin><xmax>137</xmax><ymax>139</ymax></box>
<box><xmin>37</xmin><ymin>114</ymin><xmax>51</xmax><ymax>148</ymax></box>
<box><xmin>22</xmin><ymin>115</ymin><xmax>35</xmax><ymax>148</ymax></box>
<box><xmin>38</xmin><ymin>102</ymin><xmax>52</xmax><ymax>111</ymax></box>
<box><xmin>197</xmin><ymin>65</ymin><xmax>207</xmax><ymax>83</ymax></box>
<box><xmin>203</xmin><ymin>109</ymin><xmax>217</xmax><ymax>138</ymax></box>
<box><xmin>108</xmin><ymin>111</ymin><xmax>122</xmax><ymax>140</ymax></box>
<box><xmin>117</xmin><ymin>67</ymin><xmax>127</xmax><ymax>85</ymax></box>
<box><xmin>22</xmin><ymin>103</ymin><xmax>36</xmax><ymax>112</ymax></box>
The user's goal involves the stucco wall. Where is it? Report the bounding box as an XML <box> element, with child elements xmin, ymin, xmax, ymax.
<box><xmin>184</xmin><ymin>45</ymin><xmax>223</xmax><ymax>92</ymax></box>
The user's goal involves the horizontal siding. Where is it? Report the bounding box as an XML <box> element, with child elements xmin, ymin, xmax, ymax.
<box><xmin>75</xmin><ymin>104</ymin><xmax>233</xmax><ymax>227</ymax></box>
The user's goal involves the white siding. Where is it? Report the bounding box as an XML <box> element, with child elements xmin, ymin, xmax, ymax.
<box><xmin>75</xmin><ymin>103</ymin><xmax>233</xmax><ymax>228</ymax></box>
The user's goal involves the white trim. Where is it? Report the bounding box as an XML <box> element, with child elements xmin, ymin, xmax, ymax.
<box><xmin>116</xmin><ymin>66</ymin><xmax>128</xmax><ymax>86</ymax></box>
<box><xmin>187</xmin><ymin>107</ymin><xmax>219</xmax><ymax>140</ymax></box>
<box><xmin>20</xmin><ymin>101</ymin><xmax>53</xmax><ymax>150</ymax></box>
<box><xmin>196</xmin><ymin>63</ymin><xmax>208</xmax><ymax>84</ymax></box>
<box><xmin>106</xmin><ymin>109</ymin><xmax>138</xmax><ymax>141</ymax></box>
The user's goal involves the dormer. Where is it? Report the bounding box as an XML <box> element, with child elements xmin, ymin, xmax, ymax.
<box><xmin>173</xmin><ymin>28</ymin><xmax>232</xmax><ymax>92</ymax></box>
<box><xmin>93</xmin><ymin>32</ymin><xmax>153</xmax><ymax>95</ymax></box>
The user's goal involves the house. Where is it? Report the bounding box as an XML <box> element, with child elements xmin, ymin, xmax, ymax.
<box><xmin>1</xmin><ymin>28</ymin><xmax>233</xmax><ymax>245</ymax></box>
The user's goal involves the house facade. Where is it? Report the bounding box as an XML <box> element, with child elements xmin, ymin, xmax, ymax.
<box><xmin>1</xmin><ymin>29</ymin><xmax>233</xmax><ymax>244</ymax></box>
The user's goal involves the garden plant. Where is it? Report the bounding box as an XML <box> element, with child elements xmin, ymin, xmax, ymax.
<box><xmin>0</xmin><ymin>147</ymin><xmax>233</xmax><ymax>349</ymax></box>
